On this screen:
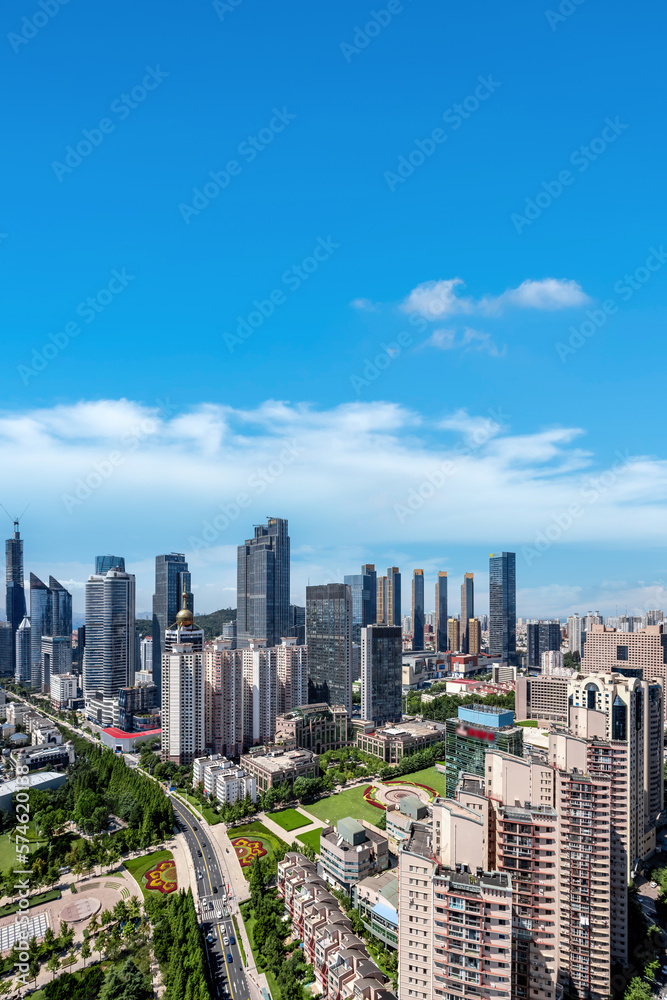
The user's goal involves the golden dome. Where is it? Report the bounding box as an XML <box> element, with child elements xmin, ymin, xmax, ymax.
<box><xmin>176</xmin><ymin>607</ymin><xmax>194</xmax><ymax>626</ymax></box>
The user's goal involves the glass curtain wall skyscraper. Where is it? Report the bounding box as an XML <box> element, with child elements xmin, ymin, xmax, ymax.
<box><xmin>435</xmin><ymin>572</ymin><xmax>448</xmax><ymax>650</ymax></box>
<box><xmin>386</xmin><ymin>567</ymin><xmax>401</xmax><ymax>626</ymax></box>
<box><xmin>5</xmin><ymin>519</ymin><xmax>26</xmax><ymax>676</ymax></box>
<box><xmin>29</xmin><ymin>574</ymin><xmax>73</xmax><ymax>690</ymax></box>
<box><xmin>83</xmin><ymin>566</ymin><xmax>137</xmax><ymax>726</ymax></box>
<box><xmin>237</xmin><ymin>517</ymin><xmax>290</xmax><ymax>647</ymax></box>
<box><xmin>306</xmin><ymin>583</ymin><xmax>352</xmax><ymax>715</ymax></box>
<box><xmin>95</xmin><ymin>555</ymin><xmax>125</xmax><ymax>574</ymax></box>
<box><xmin>489</xmin><ymin>551</ymin><xmax>517</xmax><ymax>664</ymax></box>
<box><xmin>344</xmin><ymin>564</ymin><xmax>377</xmax><ymax>643</ymax></box>
<box><xmin>361</xmin><ymin>564</ymin><xmax>377</xmax><ymax>624</ymax></box>
<box><xmin>152</xmin><ymin>553</ymin><xmax>192</xmax><ymax>698</ymax></box>
<box><xmin>460</xmin><ymin>573</ymin><xmax>474</xmax><ymax>654</ymax></box>
<box><xmin>412</xmin><ymin>569</ymin><xmax>424</xmax><ymax>650</ymax></box>
<box><xmin>361</xmin><ymin>624</ymin><xmax>402</xmax><ymax>723</ymax></box>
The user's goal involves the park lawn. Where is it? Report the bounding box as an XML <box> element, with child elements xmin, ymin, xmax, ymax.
<box><xmin>267</xmin><ymin>808</ymin><xmax>311</xmax><ymax>832</ymax></box>
<box><xmin>0</xmin><ymin>824</ymin><xmax>47</xmax><ymax>871</ymax></box>
<box><xmin>228</xmin><ymin>822</ymin><xmax>288</xmax><ymax>879</ymax></box>
<box><xmin>0</xmin><ymin>888</ymin><xmax>61</xmax><ymax>918</ymax></box>
<box><xmin>296</xmin><ymin>829</ymin><xmax>321</xmax><ymax>854</ymax></box>
<box><xmin>301</xmin><ymin>785</ymin><xmax>387</xmax><ymax>827</ymax></box>
<box><xmin>124</xmin><ymin>849</ymin><xmax>175</xmax><ymax>898</ymax></box>
<box><xmin>517</xmin><ymin>719</ymin><xmax>539</xmax><ymax>727</ymax></box>
<box><xmin>384</xmin><ymin>765</ymin><xmax>449</xmax><ymax>798</ymax></box>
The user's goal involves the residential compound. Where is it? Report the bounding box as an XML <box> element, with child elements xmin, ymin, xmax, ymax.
<box><xmin>278</xmin><ymin>853</ymin><xmax>398</xmax><ymax>1000</ymax></box>
<box><xmin>392</xmin><ymin>670</ymin><xmax>664</xmax><ymax>1000</ymax></box>
<box><xmin>192</xmin><ymin>753</ymin><xmax>257</xmax><ymax>804</ymax></box>
<box><xmin>319</xmin><ymin>817</ymin><xmax>389</xmax><ymax>894</ymax></box>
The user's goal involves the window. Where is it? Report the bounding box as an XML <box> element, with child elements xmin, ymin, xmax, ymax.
<box><xmin>616</xmin><ymin>645</ymin><xmax>629</xmax><ymax>661</ymax></box>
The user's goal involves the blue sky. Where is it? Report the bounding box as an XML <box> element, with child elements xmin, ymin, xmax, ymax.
<box><xmin>1</xmin><ymin>0</ymin><xmax>666</xmax><ymax>617</ymax></box>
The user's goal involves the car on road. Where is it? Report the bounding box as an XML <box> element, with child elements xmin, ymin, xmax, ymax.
<box><xmin>225</xmin><ymin>847</ymin><xmax>229</xmax><ymax>853</ymax></box>
<box><xmin>226</xmin><ymin>953</ymin><xmax>232</xmax><ymax>963</ymax></box>
<box><xmin>197</xmin><ymin>850</ymin><xmax>202</xmax><ymax>857</ymax></box>
<box><xmin>229</xmin><ymin>935</ymin><xmax>235</xmax><ymax>945</ymax></box>
<box><xmin>213</xmin><ymin>886</ymin><xmax>218</xmax><ymax>892</ymax></box>
<box><xmin>223</xmin><ymin>907</ymin><xmax>229</xmax><ymax>917</ymax></box>
<box><xmin>207</xmin><ymin>933</ymin><xmax>213</xmax><ymax>942</ymax></box>
<box><xmin>223</xmin><ymin>936</ymin><xmax>230</xmax><ymax>946</ymax></box>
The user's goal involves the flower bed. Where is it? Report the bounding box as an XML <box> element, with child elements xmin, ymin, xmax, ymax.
<box><xmin>362</xmin><ymin>785</ymin><xmax>386</xmax><ymax>810</ymax></box>
<box><xmin>231</xmin><ymin>836</ymin><xmax>269</xmax><ymax>868</ymax></box>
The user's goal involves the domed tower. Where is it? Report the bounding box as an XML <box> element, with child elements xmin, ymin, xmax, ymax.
<box><xmin>164</xmin><ymin>588</ymin><xmax>204</xmax><ymax>654</ymax></box>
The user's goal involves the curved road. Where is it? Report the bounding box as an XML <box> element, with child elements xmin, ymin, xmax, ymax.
<box><xmin>171</xmin><ymin>797</ymin><xmax>251</xmax><ymax>1000</ymax></box>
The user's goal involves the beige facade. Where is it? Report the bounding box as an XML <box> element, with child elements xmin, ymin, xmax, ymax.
<box><xmin>161</xmin><ymin>642</ymin><xmax>205</xmax><ymax>765</ymax></box>
<box><xmin>203</xmin><ymin>640</ymin><xmax>244</xmax><ymax>758</ymax></box>
<box><xmin>582</xmin><ymin>624</ymin><xmax>667</xmax><ymax>713</ymax></box>
<box><xmin>515</xmin><ymin>675</ymin><xmax>570</xmax><ymax>724</ymax></box>
<box><xmin>240</xmin><ymin>746</ymin><xmax>319</xmax><ymax>793</ymax></box>
<box><xmin>352</xmin><ymin>717</ymin><xmax>446</xmax><ymax>762</ymax></box>
<box><xmin>275</xmin><ymin>702</ymin><xmax>348</xmax><ymax>754</ymax></box>
<box><xmin>275</xmin><ymin>637</ymin><xmax>308</xmax><ymax>715</ymax></box>
<box><xmin>467</xmin><ymin>618</ymin><xmax>482</xmax><ymax>655</ymax></box>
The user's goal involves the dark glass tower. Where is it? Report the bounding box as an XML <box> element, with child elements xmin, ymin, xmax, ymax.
<box><xmin>489</xmin><ymin>552</ymin><xmax>517</xmax><ymax>664</ymax></box>
<box><xmin>306</xmin><ymin>583</ymin><xmax>352</xmax><ymax>714</ymax></box>
<box><xmin>344</xmin><ymin>567</ymin><xmax>376</xmax><ymax>644</ymax></box>
<box><xmin>5</xmin><ymin>520</ymin><xmax>26</xmax><ymax>675</ymax></box>
<box><xmin>460</xmin><ymin>573</ymin><xmax>474</xmax><ymax>654</ymax></box>
<box><xmin>526</xmin><ymin>621</ymin><xmax>561</xmax><ymax>668</ymax></box>
<box><xmin>49</xmin><ymin>576</ymin><xmax>72</xmax><ymax>638</ymax></box>
<box><xmin>152</xmin><ymin>553</ymin><xmax>192</xmax><ymax>698</ymax></box>
<box><xmin>236</xmin><ymin>518</ymin><xmax>290</xmax><ymax>648</ymax></box>
<box><xmin>30</xmin><ymin>574</ymin><xmax>52</xmax><ymax>689</ymax></box>
<box><xmin>361</xmin><ymin>564</ymin><xmax>377</xmax><ymax>624</ymax></box>
<box><xmin>387</xmin><ymin>567</ymin><xmax>401</xmax><ymax>627</ymax></box>
<box><xmin>361</xmin><ymin>624</ymin><xmax>402</xmax><ymax>723</ymax></box>
<box><xmin>412</xmin><ymin>569</ymin><xmax>424</xmax><ymax>650</ymax></box>
<box><xmin>95</xmin><ymin>555</ymin><xmax>125</xmax><ymax>574</ymax></box>
<box><xmin>435</xmin><ymin>572</ymin><xmax>448</xmax><ymax>650</ymax></box>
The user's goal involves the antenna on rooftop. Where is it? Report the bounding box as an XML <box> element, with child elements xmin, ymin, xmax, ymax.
<box><xmin>0</xmin><ymin>503</ymin><xmax>29</xmax><ymax>529</ymax></box>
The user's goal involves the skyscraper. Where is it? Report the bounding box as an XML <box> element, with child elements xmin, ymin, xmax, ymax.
<box><xmin>306</xmin><ymin>583</ymin><xmax>352</xmax><ymax>715</ymax></box>
<box><xmin>95</xmin><ymin>555</ymin><xmax>125</xmax><ymax>574</ymax></box>
<box><xmin>468</xmin><ymin>617</ymin><xmax>481</xmax><ymax>654</ymax></box>
<box><xmin>152</xmin><ymin>553</ymin><xmax>192</xmax><ymax>698</ymax></box>
<box><xmin>29</xmin><ymin>574</ymin><xmax>51</xmax><ymax>690</ymax></box>
<box><xmin>489</xmin><ymin>552</ymin><xmax>516</xmax><ymax>664</ymax></box>
<box><xmin>386</xmin><ymin>567</ymin><xmax>401</xmax><ymax>626</ymax></box>
<box><xmin>447</xmin><ymin>617</ymin><xmax>460</xmax><ymax>652</ymax></box>
<box><xmin>527</xmin><ymin>620</ymin><xmax>561</xmax><ymax>668</ymax></box>
<box><xmin>15</xmin><ymin>615</ymin><xmax>31</xmax><ymax>685</ymax></box>
<box><xmin>344</xmin><ymin>566</ymin><xmax>376</xmax><ymax>643</ymax></box>
<box><xmin>49</xmin><ymin>576</ymin><xmax>72</xmax><ymax>638</ymax></box>
<box><xmin>460</xmin><ymin>573</ymin><xmax>474</xmax><ymax>653</ymax></box>
<box><xmin>567</xmin><ymin>613</ymin><xmax>584</xmax><ymax>655</ymax></box>
<box><xmin>376</xmin><ymin>575</ymin><xmax>387</xmax><ymax>624</ymax></box>
<box><xmin>361</xmin><ymin>564</ymin><xmax>377</xmax><ymax>624</ymax></box>
<box><xmin>411</xmin><ymin>569</ymin><xmax>424</xmax><ymax>650</ymax></box>
<box><xmin>0</xmin><ymin>622</ymin><xmax>12</xmax><ymax>676</ymax></box>
<box><xmin>29</xmin><ymin>575</ymin><xmax>73</xmax><ymax>690</ymax></box>
<box><xmin>435</xmin><ymin>571</ymin><xmax>448</xmax><ymax>650</ymax></box>
<box><xmin>83</xmin><ymin>567</ymin><xmax>136</xmax><ymax>726</ymax></box>
<box><xmin>361</xmin><ymin>624</ymin><xmax>402</xmax><ymax>723</ymax></box>
<box><xmin>237</xmin><ymin>517</ymin><xmax>290</xmax><ymax>647</ymax></box>
<box><xmin>5</xmin><ymin>519</ymin><xmax>26</xmax><ymax>676</ymax></box>
<box><xmin>161</xmin><ymin>642</ymin><xmax>205</xmax><ymax>764</ymax></box>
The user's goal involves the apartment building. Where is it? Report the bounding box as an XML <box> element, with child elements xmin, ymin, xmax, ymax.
<box><xmin>320</xmin><ymin>817</ymin><xmax>389</xmax><ymax>894</ymax></box>
<box><xmin>203</xmin><ymin>640</ymin><xmax>244</xmax><ymax>759</ymax></box>
<box><xmin>192</xmin><ymin>753</ymin><xmax>257</xmax><ymax>804</ymax></box>
<box><xmin>353</xmin><ymin>869</ymin><xmax>399</xmax><ymax>949</ymax></box>
<box><xmin>278</xmin><ymin>852</ymin><xmax>397</xmax><ymax>1000</ymax></box>
<box><xmin>275</xmin><ymin>637</ymin><xmax>308</xmax><ymax>715</ymax></box>
<box><xmin>582</xmin><ymin>624</ymin><xmax>667</xmax><ymax>702</ymax></box>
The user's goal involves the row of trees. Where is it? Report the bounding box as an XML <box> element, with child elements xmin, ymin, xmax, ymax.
<box><xmin>244</xmin><ymin>856</ymin><xmax>313</xmax><ymax>1000</ymax></box>
<box><xmin>146</xmin><ymin>888</ymin><xmax>212</xmax><ymax>1000</ymax></box>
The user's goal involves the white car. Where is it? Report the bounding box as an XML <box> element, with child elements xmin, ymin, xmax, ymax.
<box><xmin>223</xmin><ymin>936</ymin><xmax>230</xmax><ymax>946</ymax></box>
<box><xmin>650</xmin><ymin>881</ymin><xmax>658</xmax><ymax>888</ymax></box>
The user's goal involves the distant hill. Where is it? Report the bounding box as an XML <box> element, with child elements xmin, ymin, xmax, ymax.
<box><xmin>135</xmin><ymin>608</ymin><xmax>236</xmax><ymax>641</ymax></box>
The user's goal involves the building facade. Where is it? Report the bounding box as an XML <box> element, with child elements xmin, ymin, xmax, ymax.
<box><xmin>83</xmin><ymin>567</ymin><xmax>136</xmax><ymax>726</ymax></box>
<box><xmin>361</xmin><ymin>624</ymin><xmax>402</xmax><ymax>724</ymax></box>
<box><xmin>240</xmin><ymin>747</ymin><xmax>319</xmax><ymax>794</ymax></box>
<box><xmin>236</xmin><ymin>517</ymin><xmax>290</xmax><ymax>648</ymax></box>
<box><xmin>274</xmin><ymin>703</ymin><xmax>349</xmax><ymax>754</ymax></box>
<box><xmin>161</xmin><ymin>642</ymin><xmax>205</xmax><ymax>765</ymax></box>
<box><xmin>526</xmin><ymin>621</ymin><xmax>561</xmax><ymax>669</ymax></box>
<box><xmin>5</xmin><ymin>519</ymin><xmax>26</xmax><ymax>677</ymax></box>
<box><xmin>460</xmin><ymin>574</ymin><xmax>474</xmax><ymax>654</ymax></box>
<box><xmin>411</xmin><ymin>570</ymin><xmax>424</xmax><ymax>651</ymax></box>
<box><xmin>489</xmin><ymin>552</ymin><xmax>516</xmax><ymax>664</ymax></box>
<box><xmin>276</xmin><ymin>637</ymin><xmax>308</xmax><ymax>715</ymax></box>
<box><xmin>306</xmin><ymin>583</ymin><xmax>352</xmax><ymax>715</ymax></box>
<box><xmin>319</xmin><ymin>817</ymin><xmax>389</xmax><ymax>894</ymax></box>
<box><xmin>435</xmin><ymin>571</ymin><xmax>448</xmax><ymax>651</ymax></box>
<box><xmin>152</xmin><ymin>553</ymin><xmax>192</xmax><ymax>698</ymax></box>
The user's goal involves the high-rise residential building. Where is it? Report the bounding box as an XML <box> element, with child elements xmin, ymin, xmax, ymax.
<box><xmin>15</xmin><ymin>615</ymin><xmax>31</xmax><ymax>684</ymax></box>
<box><xmin>236</xmin><ymin>517</ymin><xmax>290</xmax><ymax>648</ymax></box>
<box><xmin>140</xmin><ymin>636</ymin><xmax>153</xmax><ymax>673</ymax></box>
<box><xmin>306</xmin><ymin>583</ymin><xmax>352</xmax><ymax>715</ymax></box>
<box><xmin>467</xmin><ymin>617</ymin><xmax>482</xmax><ymax>655</ymax></box>
<box><xmin>581</xmin><ymin>624</ymin><xmax>667</xmax><ymax>711</ymax></box>
<box><xmin>161</xmin><ymin>642</ymin><xmax>205</xmax><ymax>764</ymax></box>
<box><xmin>435</xmin><ymin>571</ymin><xmax>448</xmax><ymax>650</ymax></box>
<box><xmin>447</xmin><ymin>617</ymin><xmax>460</xmax><ymax>652</ymax></box>
<box><xmin>566</xmin><ymin>613</ymin><xmax>584</xmax><ymax>655</ymax></box>
<box><xmin>489</xmin><ymin>552</ymin><xmax>516</xmax><ymax>664</ymax></box>
<box><xmin>361</xmin><ymin>564</ymin><xmax>377</xmax><ymax>624</ymax></box>
<box><xmin>647</xmin><ymin>609</ymin><xmax>664</xmax><ymax>625</ymax></box>
<box><xmin>83</xmin><ymin>567</ymin><xmax>137</xmax><ymax>727</ymax></box>
<box><xmin>585</xmin><ymin>610</ymin><xmax>603</xmax><ymax>631</ymax></box>
<box><xmin>411</xmin><ymin>570</ymin><xmax>424</xmax><ymax>650</ymax></box>
<box><xmin>0</xmin><ymin>622</ymin><xmax>12</xmax><ymax>676</ymax></box>
<box><xmin>204</xmin><ymin>640</ymin><xmax>244</xmax><ymax>758</ymax></box>
<box><xmin>152</xmin><ymin>553</ymin><xmax>192</xmax><ymax>699</ymax></box>
<box><xmin>95</xmin><ymin>555</ymin><xmax>125</xmax><ymax>574</ymax></box>
<box><xmin>460</xmin><ymin>573</ymin><xmax>474</xmax><ymax>653</ymax></box>
<box><xmin>360</xmin><ymin>624</ymin><xmax>402</xmax><ymax>724</ymax></box>
<box><xmin>526</xmin><ymin>620</ymin><xmax>561</xmax><ymax>668</ymax></box>
<box><xmin>288</xmin><ymin>604</ymin><xmax>305</xmax><ymax>645</ymax></box>
<box><xmin>242</xmin><ymin>640</ymin><xmax>278</xmax><ymax>746</ymax></box>
<box><xmin>5</xmin><ymin>519</ymin><xmax>26</xmax><ymax>677</ymax></box>
<box><xmin>386</xmin><ymin>567</ymin><xmax>401</xmax><ymax>627</ymax></box>
<box><xmin>515</xmin><ymin>674</ymin><xmax>570</xmax><ymax>724</ymax></box>
<box><xmin>276</xmin><ymin>637</ymin><xmax>308</xmax><ymax>715</ymax></box>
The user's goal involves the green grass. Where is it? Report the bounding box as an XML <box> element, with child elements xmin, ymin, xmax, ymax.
<box><xmin>0</xmin><ymin>824</ymin><xmax>47</xmax><ymax>871</ymax></box>
<box><xmin>124</xmin><ymin>849</ymin><xmax>174</xmax><ymax>898</ymax></box>
<box><xmin>295</xmin><ymin>828</ymin><xmax>321</xmax><ymax>854</ymax></box>
<box><xmin>228</xmin><ymin>822</ymin><xmax>288</xmax><ymax>879</ymax></box>
<box><xmin>384</xmin><ymin>765</ymin><xmax>449</xmax><ymax>798</ymax></box>
<box><xmin>517</xmin><ymin>719</ymin><xmax>539</xmax><ymax>727</ymax></box>
<box><xmin>267</xmin><ymin>808</ymin><xmax>311</xmax><ymax>832</ymax></box>
<box><xmin>0</xmin><ymin>888</ymin><xmax>61</xmax><ymax>917</ymax></box>
<box><xmin>232</xmin><ymin>915</ymin><xmax>246</xmax><ymax>965</ymax></box>
<box><xmin>301</xmin><ymin>784</ymin><xmax>386</xmax><ymax>827</ymax></box>
<box><xmin>173</xmin><ymin>790</ymin><xmax>222</xmax><ymax>826</ymax></box>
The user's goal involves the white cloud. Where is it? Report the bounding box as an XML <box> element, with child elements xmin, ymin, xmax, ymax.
<box><xmin>3</xmin><ymin>399</ymin><xmax>667</xmax><ymax>615</ymax></box>
<box><xmin>350</xmin><ymin>298</ymin><xmax>380</xmax><ymax>312</ymax></box>
<box><xmin>402</xmin><ymin>276</ymin><xmax>590</xmax><ymax>319</ymax></box>
<box><xmin>425</xmin><ymin>327</ymin><xmax>505</xmax><ymax>357</ymax></box>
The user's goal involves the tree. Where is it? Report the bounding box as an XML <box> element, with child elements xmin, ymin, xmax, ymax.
<box><xmin>624</xmin><ymin>978</ymin><xmax>653</xmax><ymax>1000</ymax></box>
<box><xmin>81</xmin><ymin>937</ymin><xmax>91</xmax><ymax>968</ymax></box>
<box><xmin>46</xmin><ymin>954</ymin><xmax>60</xmax><ymax>980</ymax></box>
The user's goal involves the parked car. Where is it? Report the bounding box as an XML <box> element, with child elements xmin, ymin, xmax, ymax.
<box><xmin>229</xmin><ymin>935</ymin><xmax>235</xmax><ymax>946</ymax></box>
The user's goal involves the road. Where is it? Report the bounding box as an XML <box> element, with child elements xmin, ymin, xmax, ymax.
<box><xmin>171</xmin><ymin>797</ymin><xmax>251</xmax><ymax>1000</ymax></box>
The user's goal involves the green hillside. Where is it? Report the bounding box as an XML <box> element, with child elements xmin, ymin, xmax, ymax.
<box><xmin>135</xmin><ymin>608</ymin><xmax>236</xmax><ymax>640</ymax></box>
